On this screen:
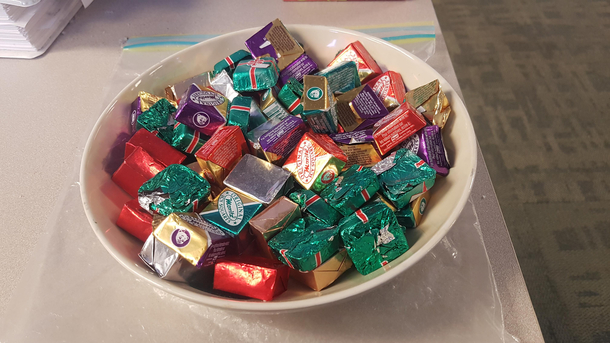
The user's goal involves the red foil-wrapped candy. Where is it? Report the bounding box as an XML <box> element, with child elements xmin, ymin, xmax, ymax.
<box><xmin>116</xmin><ymin>199</ymin><xmax>153</xmax><ymax>242</ymax></box>
<box><xmin>111</xmin><ymin>146</ymin><xmax>166</xmax><ymax>198</ymax></box>
<box><xmin>213</xmin><ymin>256</ymin><xmax>290</xmax><ymax>301</ymax></box>
<box><xmin>125</xmin><ymin>128</ymin><xmax>186</xmax><ymax>166</ymax></box>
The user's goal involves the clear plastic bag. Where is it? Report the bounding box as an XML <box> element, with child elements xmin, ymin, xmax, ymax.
<box><xmin>0</xmin><ymin>30</ymin><xmax>518</xmax><ymax>343</ymax></box>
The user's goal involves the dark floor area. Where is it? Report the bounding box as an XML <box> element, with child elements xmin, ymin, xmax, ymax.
<box><xmin>432</xmin><ymin>0</ymin><xmax>610</xmax><ymax>342</ymax></box>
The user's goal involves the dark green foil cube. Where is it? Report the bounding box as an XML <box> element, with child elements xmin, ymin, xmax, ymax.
<box><xmin>338</xmin><ymin>201</ymin><xmax>409</xmax><ymax>275</ymax></box>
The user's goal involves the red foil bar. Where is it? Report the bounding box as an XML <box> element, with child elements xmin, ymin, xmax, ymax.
<box><xmin>112</xmin><ymin>146</ymin><xmax>166</xmax><ymax>198</ymax></box>
<box><xmin>213</xmin><ymin>256</ymin><xmax>290</xmax><ymax>301</ymax></box>
<box><xmin>116</xmin><ymin>199</ymin><xmax>153</xmax><ymax>242</ymax></box>
<box><xmin>327</xmin><ymin>41</ymin><xmax>383</xmax><ymax>84</ymax></box>
<box><xmin>373</xmin><ymin>101</ymin><xmax>427</xmax><ymax>155</ymax></box>
<box><xmin>125</xmin><ymin>128</ymin><xmax>186</xmax><ymax>166</ymax></box>
<box><xmin>366</xmin><ymin>71</ymin><xmax>407</xmax><ymax>111</ymax></box>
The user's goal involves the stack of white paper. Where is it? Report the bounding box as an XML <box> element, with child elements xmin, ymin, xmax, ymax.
<box><xmin>0</xmin><ymin>0</ymin><xmax>82</xmax><ymax>58</ymax></box>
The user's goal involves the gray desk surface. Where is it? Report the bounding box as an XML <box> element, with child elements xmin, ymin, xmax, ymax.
<box><xmin>0</xmin><ymin>0</ymin><xmax>543</xmax><ymax>341</ymax></box>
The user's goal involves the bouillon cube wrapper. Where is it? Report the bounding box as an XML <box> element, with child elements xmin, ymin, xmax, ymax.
<box><xmin>327</xmin><ymin>41</ymin><xmax>382</xmax><ymax>84</ymax></box>
<box><xmin>283</xmin><ymin>132</ymin><xmax>347</xmax><ymax>192</ymax></box>
<box><xmin>366</xmin><ymin>71</ymin><xmax>406</xmax><ymax>111</ymax></box>
<box><xmin>279</xmin><ymin>53</ymin><xmax>318</xmax><ymax>86</ymax></box>
<box><xmin>301</xmin><ymin>75</ymin><xmax>339</xmax><ymax>134</ymax></box>
<box><xmin>398</xmin><ymin>125</ymin><xmax>451</xmax><ymax>176</ymax></box>
<box><xmin>372</xmin><ymin>101</ymin><xmax>427</xmax><ymax>155</ymax></box>
<box><xmin>259</xmin><ymin>115</ymin><xmax>308</xmax><ymax>165</ymax></box>
<box><xmin>339</xmin><ymin>143</ymin><xmax>382</xmax><ymax>170</ymax></box>
<box><xmin>174</xmin><ymin>84</ymin><xmax>229</xmax><ymax>137</ymax></box>
<box><xmin>336</xmin><ymin>84</ymin><xmax>389</xmax><ymax>132</ymax></box>
<box><xmin>259</xmin><ymin>88</ymin><xmax>291</xmax><ymax>120</ymax></box>
<box><xmin>245</xmin><ymin>18</ymin><xmax>305</xmax><ymax>70</ymax></box>
<box><xmin>405</xmin><ymin>79</ymin><xmax>452</xmax><ymax>129</ymax></box>
<box><xmin>201</xmin><ymin>188</ymin><xmax>264</xmax><ymax>254</ymax></box>
<box><xmin>316</xmin><ymin>61</ymin><xmax>360</xmax><ymax>94</ymax></box>
<box><xmin>338</xmin><ymin>201</ymin><xmax>409</xmax><ymax>275</ymax></box>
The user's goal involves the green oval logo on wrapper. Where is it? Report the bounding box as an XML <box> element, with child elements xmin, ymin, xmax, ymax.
<box><xmin>419</xmin><ymin>198</ymin><xmax>427</xmax><ymax>215</ymax></box>
<box><xmin>218</xmin><ymin>191</ymin><xmax>244</xmax><ymax>226</ymax></box>
<box><xmin>306</xmin><ymin>87</ymin><xmax>323</xmax><ymax>101</ymax></box>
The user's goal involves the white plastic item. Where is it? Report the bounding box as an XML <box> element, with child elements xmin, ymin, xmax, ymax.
<box><xmin>0</xmin><ymin>0</ymin><xmax>39</xmax><ymax>7</ymax></box>
<box><xmin>0</xmin><ymin>0</ymin><xmax>81</xmax><ymax>58</ymax></box>
<box><xmin>80</xmin><ymin>25</ymin><xmax>478</xmax><ymax>312</ymax></box>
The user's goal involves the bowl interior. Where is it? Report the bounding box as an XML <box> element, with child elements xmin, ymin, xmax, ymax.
<box><xmin>80</xmin><ymin>25</ymin><xmax>477</xmax><ymax>311</ymax></box>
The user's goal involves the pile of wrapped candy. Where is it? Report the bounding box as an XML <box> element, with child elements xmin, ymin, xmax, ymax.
<box><xmin>113</xmin><ymin>19</ymin><xmax>453</xmax><ymax>301</ymax></box>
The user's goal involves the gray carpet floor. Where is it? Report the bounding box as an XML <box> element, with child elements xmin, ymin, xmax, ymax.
<box><xmin>431</xmin><ymin>0</ymin><xmax>610</xmax><ymax>342</ymax></box>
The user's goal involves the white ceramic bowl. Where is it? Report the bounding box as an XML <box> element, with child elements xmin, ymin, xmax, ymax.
<box><xmin>80</xmin><ymin>25</ymin><xmax>477</xmax><ymax>312</ymax></box>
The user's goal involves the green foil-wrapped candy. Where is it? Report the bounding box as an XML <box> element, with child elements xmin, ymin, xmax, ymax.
<box><xmin>372</xmin><ymin>149</ymin><xmax>436</xmax><ymax>209</ymax></box>
<box><xmin>338</xmin><ymin>201</ymin><xmax>409</xmax><ymax>275</ymax></box>
<box><xmin>277</xmin><ymin>78</ymin><xmax>304</xmax><ymax>115</ymax></box>
<box><xmin>213</xmin><ymin>49</ymin><xmax>252</xmax><ymax>77</ymax></box>
<box><xmin>289</xmin><ymin>189</ymin><xmax>342</xmax><ymax>226</ymax></box>
<box><xmin>268</xmin><ymin>217</ymin><xmax>343</xmax><ymax>272</ymax></box>
<box><xmin>227</xmin><ymin>96</ymin><xmax>252</xmax><ymax>135</ymax></box>
<box><xmin>136</xmin><ymin>98</ymin><xmax>176</xmax><ymax>143</ymax></box>
<box><xmin>138</xmin><ymin>164</ymin><xmax>211</xmax><ymax>216</ymax></box>
<box><xmin>170</xmin><ymin>122</ymin><xmax>207</xmax><ymax>154</ymax></box>
<box><xmin>320</xmin><ymin>164</ymin><xmax>380</xmax><ymax>216</ymax></box>
<box><xmin>233</xmin><ymin>57</ymin><xmax>280</xmax><ymax>92</ymax></box>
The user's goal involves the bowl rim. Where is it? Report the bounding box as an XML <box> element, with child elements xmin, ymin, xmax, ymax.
<box><xmin>80</xmin><ymin>24</ymin><xmax>477</xmax><ymax>312</ymax></box>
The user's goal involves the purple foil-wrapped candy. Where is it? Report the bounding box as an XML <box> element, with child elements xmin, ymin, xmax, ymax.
<box><xmin>400</xmin><ymin>125</ymin><xmax>451</xmax><ymax>176</ymax></box>
<box><xmin>174</xmin><ymin>84</ymin><xmax>229</xmax><ymax>137</ymax></box>
<box><xmin>279</xmin><ymin>53</ymin><xmax>318</xmax><ymax>86</ymax></box>
<box><xmin>329</xmin><ymin>130</ymin><xmax>375</xmax><ymax>145</ymax></box>
<box><xmin>259</xmin><ymin>115</ymin><xmax>308</xmax><ymax>165</ymax></box>
<box><xmin>245</xmin><ymin>19</ymin><xmax>305</xmax><ymax>71</ymax></box>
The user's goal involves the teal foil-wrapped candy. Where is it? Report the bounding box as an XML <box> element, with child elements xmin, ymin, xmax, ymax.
<box><xmin>372</xmin><ymin>149</ymin><xmax>436</xmax><ymax>209</ymax></box>
<box><xmin>227</xmin><ymin>96</ymin><xmax>252</xmax><ymax>135</ymax></box>
<box><xmin>289</xmin><ymin>189</ymin><xmax>343</xmax><ymax>226</ymax></box>
<box><xmin>136</xmin><ymin>98</ymin><xmax>176</xmax><ymax>144</ymax></box>
<box><xmin>213</xmin><ymin>49</ymin><xmax>252</xmax><ymax>77</ymax></box>
<box><xmin>338</xmin><ymin>201</ymin><xmax>409</xmax><ymax>275</ymax></box>
<box><xmin>320</xmin><ymin>164</ymin><xmax>380</xmax><ymax>216</ymax></box>
<box><xmin>233</xmin><ymin>57</ymin><xmax>280</xmax><ymax>92</ymax></box>
<box><xmin>277</xmin><ymin>78</ymin><xmax>304</xmax><ymax>115</ymax></box>
<box><xmin>138</xmin><ymin>164</ymin><xmax>211</xmax><ymax>216</ymax></box>
<box><xmin>268</xmin><ymin>217</ymin><xmax>343</xmax><ymax>272</ymax></box>
<box><xmin>170</xmin><ymin>122</ymin><xmax>207</xmax><ymax>154</ymax></box>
